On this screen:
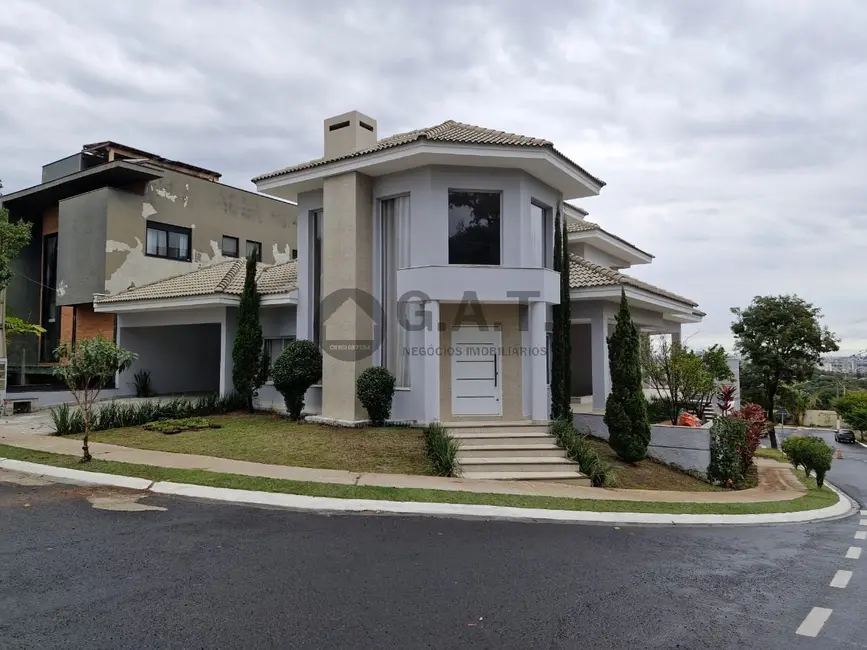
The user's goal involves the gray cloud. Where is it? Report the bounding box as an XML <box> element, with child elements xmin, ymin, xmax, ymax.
<box><xmin>2</xmin><ymin>0</ymin><xmax>866</xmax><ymax>351</ymax></box>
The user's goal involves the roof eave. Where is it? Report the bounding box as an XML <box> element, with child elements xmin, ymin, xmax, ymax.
<box><xmin>254</xmin><ymin>141</ymin><xmax>604</xmax><ymax>201</ymax></box>
<box><xmin>568</xmin><ymin>230</ymin><xmax>654</xmax><ymax>265</ymax></box>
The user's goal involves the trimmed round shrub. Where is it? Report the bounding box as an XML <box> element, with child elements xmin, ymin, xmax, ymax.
<box><xmin>272</xmin><ymin>339</ymin><xmax>323</xmax><ymax>420</ymax></box>
<box><xmin>356</xmin><ymin>366</ymin><xmax>396</xmax><ymax>426</ymax></box>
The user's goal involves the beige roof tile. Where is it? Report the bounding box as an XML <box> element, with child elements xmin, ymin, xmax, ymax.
<box><xmin>253</xmin><ymin>120</ymin><xmax>605</xmax><ymax>186</ymax></box>
<box><xmin>568</xmin><ymin>254</ymin><xmax>700</xmax><ymax>310</ymax></box>
<box><xmin>95</xmin><ymin>259</ymin><xmax>297</xmax><ymax>304</ymax></box>
<box><xmin>565</xmin><ymin>219</ymin><xmax>600</xmax><ymax>233</ymax></box>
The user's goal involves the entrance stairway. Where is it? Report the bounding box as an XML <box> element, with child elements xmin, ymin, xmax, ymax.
<box><xmin>445</xmin><ymin>421</ymin><xmax>589</xmax><ymax>483</ymax></box>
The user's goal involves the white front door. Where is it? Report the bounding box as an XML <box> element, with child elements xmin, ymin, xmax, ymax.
<box><xmin>451</xmin><ymin>326</ymin><xmax>502</xmax><ymax>416</ymax></box>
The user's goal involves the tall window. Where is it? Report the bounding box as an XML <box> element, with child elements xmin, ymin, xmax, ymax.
<box><xmin>448</xmin><ymin>190</ymin><xmax>501</xmax><ymax>265</ymax></box>
<box><xmin>380</xmin><ymin>196</ymin><xmax>411</xmax><ymax>387</ymax></box>
<box><xmin>39</xmin><ymin>233</ymin><xmax>59</xmax><ymax>362</ymax></box>
<box><xmin>311</xmin><ymin>210</ymin><xmax>323</xmax><ymax>348</ymax></box>
<box><xmin>531</xmin><ymin>202</ymin><xmax>552</xmax><ymax>268</ymax></box>
<box><xmin>222</xmin><ymin>236</ymin><xmax>239</xmax><ymax>258</ymax></box>
<box><xmin>146</xmin><ymin>222</ymin><xmax>191</xmax><ymax>261</ymax></box>
<box><xmin>246</xmin><ymin>240</ymin><xmax>262</xmax><ymax>262</ymax></box>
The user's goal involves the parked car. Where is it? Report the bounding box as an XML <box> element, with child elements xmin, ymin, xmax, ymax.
<box><xmin>834</xmin><ymin>428</ymin><xmax>856</xmax><ymax>443</ymax></box>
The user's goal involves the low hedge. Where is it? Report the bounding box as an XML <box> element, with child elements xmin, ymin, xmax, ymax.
<box><xmin>49</xmin><ymin>393</ymin><xmax>247</xmax><ymax>436</ymax></box>
<box><xmin>549</xmin><ymin>418</ymin><xmax>617</xmax><ymax>487</ymax></box>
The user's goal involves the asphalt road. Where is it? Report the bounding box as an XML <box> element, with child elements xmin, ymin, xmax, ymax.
<box><xmin>1</xmin><ymin>465</ymin><xmax>864</xmax><ymax>649</ymax></box>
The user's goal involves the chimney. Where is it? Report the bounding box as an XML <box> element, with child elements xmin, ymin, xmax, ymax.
<box><xmin>323</xmin><ymin>111</ymin><xmax>377</xmax><ymax>159</ymax></box>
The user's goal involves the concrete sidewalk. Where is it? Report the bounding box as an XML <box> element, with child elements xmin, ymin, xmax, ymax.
<box><xmin>0</xmin><ymin>428</ymin><xmax>806</xmax><ymax>504</ymax></box>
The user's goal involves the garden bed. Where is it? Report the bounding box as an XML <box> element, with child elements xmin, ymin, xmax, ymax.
<box><xmin>83</xmin><ymin>413</ymin><xmax>431</xmax><ymax>476</ymax></box>
<box><xmin>584</xmin><ymin>437</ymin><xmax>721</xmax><ymax>492</ymax></box>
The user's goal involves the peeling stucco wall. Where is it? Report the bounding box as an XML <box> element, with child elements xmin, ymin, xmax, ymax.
<box><xmin>103</xmin><ymin>169</ymin><xmax>297</xmax><ymax>296</ymax></box>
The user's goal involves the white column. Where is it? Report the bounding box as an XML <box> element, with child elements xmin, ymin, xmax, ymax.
<box><xmin>670</xmin><ymin>327</ymin><xmax>682</xmax><ymax>347</ymax></box>
<box><xmin>423</xmin><ymin>300</ymin><xmax>440</xmax><ymax>423</ymax></box>
<box><xmin>219</xmin><ymin>307</ymin><xmax>236</xmax><ymax>396</ymax></box>
<box><xmin>530</xmin><ymin>300</ymin><xmax>548</xmax><ymax>420</ymax></box>
<box><xmin>591</xmin><ymin>308</ymin><xmax>611</xmax><ymax>411</ymax></box>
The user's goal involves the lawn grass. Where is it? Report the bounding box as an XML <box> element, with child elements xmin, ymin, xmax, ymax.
<box><xmin>0</xmin><ymin>443</ymin><xmax>839</xmax><ymax>515</ymax></box>
<box><xmin>84</xmin><ymin>413</ymin><xmax>431</xmax><ymax>476</ymax></box>
<box><xmin>755</xmin><ymin>448</ymin><xmax>788</xmax><ymax>463</ymax></box>
<box><xmin>584</xmin><ymin>437</ymin><xmax>722</xmax><ymax>492</ymax></box>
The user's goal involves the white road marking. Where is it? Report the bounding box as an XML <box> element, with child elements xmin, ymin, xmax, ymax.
<box><xmin>845</xmin><ymin>546</ymin><xmax>862</xmax><ymax>559</ymax></box>
<box><xmin>861</xmin><ymin>519</ymin><xmax>867</xmax><ymax>526</ymax></box>
<box><xmin>830</xmin><ymin>570</ymin><xmax>853</xmax><ymax>588</ymax></box>
<box><xmin>796</xmin><ymin>607</ymin><xmax>833</xmax><ymax>637</ymax></box>
<box><xmin>856</xmin><ymin>531</ymin><xmax>867</xmax><ymax>540</ymax></box>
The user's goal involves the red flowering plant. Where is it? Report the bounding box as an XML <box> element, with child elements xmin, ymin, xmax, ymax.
<box><xmin>732</xmin><ymin>402</ymin><xmax>767</xmax><ymax>474</ymax></box>
<box><xmin>716</xmin><ymin>384</ymin><xmax>737</xmax><ymax>416</ymax></box>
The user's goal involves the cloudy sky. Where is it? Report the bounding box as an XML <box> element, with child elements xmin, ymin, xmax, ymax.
<box><xmin>2</xmin><ymin>0</ymin><xmax>865</xmax><ymax>353</ymax></box>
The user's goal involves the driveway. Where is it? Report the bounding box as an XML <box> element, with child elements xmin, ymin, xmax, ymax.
<box><xmin>0</xmin><ymin>468</ymin><xmax>864</xmax><ymax>649</ymax></box>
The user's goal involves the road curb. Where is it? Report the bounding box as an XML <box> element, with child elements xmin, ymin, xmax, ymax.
<box><xmin>0</xmin><ymin>457</ymin><xmax>857</xmax><ymax>525</ymax></box>
<box><xmin>0</xmin><ymin>459</ymin><xmax>154</xmax><ymax>491</ymax></box>
<box><xmin>149</xmin><ymin>480</ymin><xmax>856</xmax><ymax>525</ymax></box>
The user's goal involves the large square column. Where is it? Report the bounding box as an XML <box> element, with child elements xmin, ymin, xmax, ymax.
<box><xmin>591</xmin><ymin>308</ymin><xmax>611</xmax><ymax>411</ymax></box>
<box><xmin>530</xmin><ymin>300</ymin><xmax>549</xmax><ymax>421</ymax></box>
<box><xmin>320</xmin><ymin>172</ymin><xmax>374</xmax><ymax>423</ymax></box>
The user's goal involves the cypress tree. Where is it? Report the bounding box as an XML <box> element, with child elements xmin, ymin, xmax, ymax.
<box><xmin>232</xmin><ymin>252</ymin><xmax>264</xmax><ymax>412</ymax></box>
<box><xmin>550</xmin><ymin>208</ymin><xmax>564</xmax><ymax>419</ymax></box>
<box><xmin>560</xmin><ymin>212</ymin><xmax>572</xmax><ymax>418</ymax></box>
<box><xmin>604</xmin><ymin>289</ymin><xmax>651</xmax><ymax>462</ymax></box>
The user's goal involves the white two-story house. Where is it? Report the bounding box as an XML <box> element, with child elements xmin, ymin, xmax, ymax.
<box><xmin>252</xmin><ymin>110</ymin><xmax>703</xmax><ymax>427</ymax></box>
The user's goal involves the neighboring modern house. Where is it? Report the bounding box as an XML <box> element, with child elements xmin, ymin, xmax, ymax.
<box><xmin>1</xmin><ymin>141</ymin><xmax>298</xmax><ymax>394</ymax></box>
<box><xmin>246</xmin><ymin>110</ymin><xmax>703</xmax><ymax>426</ymax></box>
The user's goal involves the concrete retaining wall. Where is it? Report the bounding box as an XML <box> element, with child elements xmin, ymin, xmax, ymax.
<box><xmin>803</xmin><ymin>410</ymin><xmax>843</xmax><ymax>428</ymax></box>
<box><xmin>573</xmin><ymin>412</ymin><xmax>710</xmax><ymax>475</ymax></box>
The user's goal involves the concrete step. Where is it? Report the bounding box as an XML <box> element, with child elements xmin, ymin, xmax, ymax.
<box><xmin>457</xmin><ymin>444</ymin><xmax>566</xmax><ymax>459</ymax></box>
<box><xmin>457</xmin><ymin>456</ymin><xmax>579</xmax><ymax>473</ymax></box>
<box><xmin>451</xmin><ymin>432</ymin><xmax>554</xmax><ymax>446</ymax></box>
<box><xmin>461</xmin><ymin>470</ymin><xmax>590</xmax><ymax>483</ymax></box>
<box><xmin>442</xmin><ymin>421</ymin><xmax>549</xmax><ymax>435</ymax></box>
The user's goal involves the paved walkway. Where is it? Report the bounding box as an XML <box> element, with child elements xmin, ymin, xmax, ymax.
<box><xmin>0</xmin><ymin>418</ymin><xmax>806</xmax><ymax>503</ymax></box>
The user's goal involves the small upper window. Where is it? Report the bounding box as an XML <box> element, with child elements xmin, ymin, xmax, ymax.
<box><xmin>222</xmin><ymin>236</ymin><xmax>239</xmax><ymax>258</ymax></box>
<box><xmin>531</xmin><ymin>203</ymin><xmax>553</xmax><ymax>268</ymax></box>
<box><xmin>448</xmin><ymin>190</ymin><xmax>501</xmax><ymax>265</ymax></box>
<box><xmin>246</xmin><ymin>240</ymin><xmax>262</xmax><ymax>262</ymax></box>
<box><xmin>146</xmin><ymin>222</ymin><xmax>191</xmax><ymax>261</ymax></box>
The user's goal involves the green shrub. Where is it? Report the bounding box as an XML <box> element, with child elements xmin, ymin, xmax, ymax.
<box><xmin>781</xmin><ymin>436</ymin><xmax>810</xmax><ymax>473</ymax></box>
<box><xmin>49</xmin><ymin>403</ymin><xmax>84</xmax><ymax>436</ymax></box>
<box><xmin>783</xmin><ymin>435</ymin><xmax>834</xmax><ymax>486</ymax></box>
<box><xmin>356</xmin><ymin>366</ymin><xmax>396</xmax><ymax>426</ymax></box>
<box><xmin>272</xmin><ymin>340</ymin><xmax>322</xmax><ymax>420</ymax></box>
<box><xmin>802</xmin><ymin>437</ymin><xmax>833</xmax><ymax>488</ymax></box>
<box><xmin>707</xmin><ymin>416</ymin><xmax>749</xmax><ymax>487</ymax></box>
<box><xmin>549</xmin><ymin>418</ymin><xmax>617</xmax><ymax>487</ymax></box>
<box><xmin>143</xmin><ymin>417</ymin><xmax>221</xmax><ymax>435</ymax></box>
<box><xmin>424</xmin><ymin>422</ymin><xmax>460</xmax><ymax>477</ymax></box>
<box><xmin>133</xmin><ymin>370</ymin><xmax>152</xmax><ymax>397</ymax></box>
